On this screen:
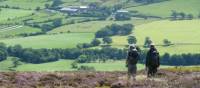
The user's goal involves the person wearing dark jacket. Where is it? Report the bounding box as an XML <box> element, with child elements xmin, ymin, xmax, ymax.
<box><xmin>146</xmin><ymin>43</ymin><xmax>160</xmax><ymax>77</ymax></box>
<box><xmin>126</xmin><ymin>44</ymin><xmax>140</xmax><ymax>81</ymax></box>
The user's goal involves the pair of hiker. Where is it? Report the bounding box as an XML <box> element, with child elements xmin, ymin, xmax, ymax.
<box><xmin>126</xmin><ymin>43</ymin><xmax>160</xmax><ymax>80</ymax></box>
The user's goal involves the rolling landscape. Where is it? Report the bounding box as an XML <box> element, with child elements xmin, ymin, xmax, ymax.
<box><xmin>0</xmin><ymin>0</ymin><xmax>200</xmax><ymax>88</ymax></box>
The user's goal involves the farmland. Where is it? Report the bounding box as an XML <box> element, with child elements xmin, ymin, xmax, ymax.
<box><xmin>49</xmin><ymin>18</ymin><xmax>158</xmax><ymax>33</ymax></box>
<box><xmin>0</xmin><ymin>0</ymin><xmax>51</xmax><ymax>9</ymax></box>
<box><xmin>0</xmin><ymin>33</ymin><xmax>94</xmax><ymax>49</ymax></box>
<box><xmin>0</xmin><ymin>8</ymin><xmax>33</xmax><ymax>22</ymax></box>
<box><xmin>0</xmin><ymin>25</ymin><xmax>41</xmax><ymax>38</ymax></box>
<box><xmin>0</xmin><ymin>57</ymin><xmax>173</xmax><ymax>72</ymax></box>
<box><xmin>126</xmin><ymin>0</ymin><xmax>200</xmax><ymax>18</ymax></box>
<box><xmin>111</xmin><ymin>20</ymin><xmax>200</xmax><ymax>54</ymax></box>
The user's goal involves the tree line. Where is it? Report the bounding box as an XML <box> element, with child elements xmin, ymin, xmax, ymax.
<box><xmin>95</xmin><ymin>24</ymin><xmax>133</xmax><ymax>38</ymax></box>
<box><xmin>171</xmin><ymin>11</ymin><xmax>194</xmax><ymax>20</ymax></box>
<box><xmin>0</xmin><ymin>43</ymin><xmax>200</xmax><ymax>66</ymax></box>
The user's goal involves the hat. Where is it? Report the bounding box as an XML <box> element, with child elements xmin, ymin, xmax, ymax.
<box><xmin>150</xmin><ymin>43</ymin><xmax>155</xmax><ymax>46</ymax></box>
<box><xmin>129</xmin><ymin>44</ymin><xmax>136</xmax><ymax>48</ymax></box>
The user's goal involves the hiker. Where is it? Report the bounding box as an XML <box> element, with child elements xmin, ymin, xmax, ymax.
<box><xmin>126</xmin><ymin>44</ymin><xmax>140</xmax><ymax>81</ymax></box>
<box><xmin>146</xmin><ymin>43</ymin><xmax>160</xmax><ymax>77</ymax></box>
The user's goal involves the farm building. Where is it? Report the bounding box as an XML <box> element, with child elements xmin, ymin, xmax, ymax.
<box><xmin>60</xmin><ymin>6</ymin><xmax>90</xmax><ymax>15</ymax></box>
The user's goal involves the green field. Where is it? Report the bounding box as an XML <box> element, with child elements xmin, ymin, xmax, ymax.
<box><xmin>126</xmin><ymin>0</ymin><xmax>200</xmax><ymax>18</ymax></box>
<box><xmin>0</xmin><ymin>33</ymin><xmax>94</xmax><ymax>49</ymax></box>
<box><xmin>0</xmin><ymin>58</ymin><xmax>173</xmax><ymax>72</ymax></box>
<box><xmin>0</xmin><ymin>0</ymin><xmax>51</xmax><ymax>9</ymax></box>
<box><xmin>111</xmin><ymin>20</ymin><xmax>200</xmax><ymax>54</ymax></box>
<box><xmin>0</xmin><ymin>26</ymin><xmax>41</xmax><ymax>38</ymax></box>
<box><xmin>49</xmin><ymin>18</ymin><xmax>158</xmax><ymax>33</ymax></box>
<box><xmin>0</xmin><ymin>8</ymin><xmax>33</xmax><ymax>22</ymax></box>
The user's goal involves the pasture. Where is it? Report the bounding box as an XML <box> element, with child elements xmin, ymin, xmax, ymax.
<box><xmin>0</xmin><ymin>33</ymin><xmax>94</xmax><ymax>49</ymax></box>
<box><xmin>0</xmin><ymin>58</ymin><xmax>172</xmax><ymax>72</ymax></box>
<box><xmin>126</xmin><ymin>0</ymin><xmax>200</xmax><ymax>18</ymax></box>
<box><xmin>0</xmin><ymin>8</ymin><xmax>33</xmax><ymax>22</ymax></box>
<box><xmin>0</xmin><ymin>0</ymin><xmax>51</xmax><ymax>9</ymax></box>
<box><xmin>0</xmin><ymin>25</ymin><xmax>41</xmax><ymax>38</ymax></box>
<box><xmin>111</xmin><ymin>20</ymin><xmax>200</xmax><ymax>54</ymax></box>
<box><xmin>49</xmin><ymin>18</ymin><xmax>158</xmax><ymax>33</ymax></box>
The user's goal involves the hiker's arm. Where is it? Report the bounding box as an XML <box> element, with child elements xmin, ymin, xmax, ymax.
<box><xmin>126</xmin><ymin>52</ymin><xmax>130</xmax><ymax>66</ymax></box>
<box><xmin>158</xmin><ymin>53</ymin><xmax>160</xmax><ymax>67</ymax></box>
<box><xmin>145</xmin><ymin>52</ymin><xmax>149</xmax><ymax>67</ymax></box>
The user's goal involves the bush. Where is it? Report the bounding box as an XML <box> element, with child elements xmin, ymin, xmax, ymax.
<box><xmin>71</xmin><ymin>61</ymin><xmax>78</xmax><ymax>69</ymax></box>
<box><xmin>103</xmin><ymin>37</ymin><xmax>112</xmax><ymax>44</ymax></box>
<box><xmin>127</xmin><ymin>36</ymin><xmax>137</xmax><ymax>44</ymax></box>
<box><xmin>77</xmin><ymin>66</ymin><xmax>95</xmax><ymax>71</ymax></box>
<box><xmin>163</xmin><ymin>39</ymin><xmax>172</xmax><ymax>46</ymax></box>
<box><xmin>76</xmin><ymin>55</ymin><xmax>89</xmax><ymax>63</ymax></box>
<box><xmin>91</xmin><ymin>39</ymin><xmax>101</xmax><ymax>46</ymax></box>
<box><xmin>115</xmin><ymin>12</ymin><xmax>131</xmax><ymax>21</ymax></box>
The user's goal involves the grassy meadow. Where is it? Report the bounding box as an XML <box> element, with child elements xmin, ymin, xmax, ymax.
<box><xmin>0</xmin><ymin>0</ymin><xmax>51</xmax><ymax>9</ymax></box>
<box><xmin>0</xmin><ymin>33</ymin><xmax>94</xmax><ymax>49</ymax></box>
<box><xmin>49</xmin><ymin>18</ymin><xmax>158</xmax><ymax>33</ymax></box>
<box><xmin>0</xmin><ymin>26</ymin><xmax>41</xmax><ymax>38</ymax></box>
<box><xmin>0</xmin><ymin>58</ymin><xmax>173</xmax><ymax>72</ymax></box>
<box><xmin>110</xmin><ymin>20</ymin><xmax>200</xmax><ymax>54</ymax></box>
<box><xmin>126</xmin><ymin>0</ymin><xmax>200</xmax><ymax>18</ymax></box>
<box><xmin>0</xmin><ymin>8</ymin><xmax>33</xmax><ymax>22</ymax></box>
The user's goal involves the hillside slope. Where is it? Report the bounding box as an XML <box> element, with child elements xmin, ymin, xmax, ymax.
<box><xmin>126</xmin><ymin>0</ymin><xmax>200</xmax><ymax>18</ymax></box>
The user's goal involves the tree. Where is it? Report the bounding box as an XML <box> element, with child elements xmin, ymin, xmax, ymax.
<box><xmin>187</xmin><ymin>14</ymin><xmax>193</xmax><ymax>20</ymax></box>
<box><xmin>76</xmin><ymin>55</ymin><xmax>88</xmax><ymax>63</ymax></box>
<box><xmin>71</xmin><ymin>61</ymin><xmax>78</xmax><ymax>69</ymax></box>
<box><xmin>51</xmin><ymin>0</ymin><xmax>63</xmax><ymax>7</ymax></box>
<box><xmin>0</xmin><ymin>43</ymin><xmax>7</xmax><ymax>51</ymax></box>
<box><xmin>45</xmin><ymin>4</ymin><xmax>50</xmax><ymax>9</ymax></box>
<box><xmin>0</xmin><ymin>50</ymin><xmax>7</xmax><ymax>61</ymax></box>
<box><xmin>171</xmin><ymin>10</ymin><xmax>177</xmax><ymax>20</ymax></box>
<box><xmin>103</xmin><ymin>37</ymin><xmax>112</xmax><ymax>44</ymax></box>
<box><xmin>115</xmin><ymin>12</ymin><xmax>131</xmax><ymax>21</ymax></box>
<box><xmin>127</xmin><ymin>36</ymin><xmax>137</xmax><ymax>44</ymax></box>
<box><xmin>52</xmin><ymin>18</ymin><xmax>62</xmax><ymax>27</ymax></box>
<box><xmin>143</xmin><ymin>37</ymin><xmax>152</xmax><ymax>48</ymax></box>
<box><xmin>41</xmin><ymin>24</ymin><xmax>53</xmax><ymax>32</ymax></box>
<box><xmin>7</xmin><ymin>44</ymin><xmax>23</xmax><ymax>57</ymax></box>
<box><xmin>179</xmin><ymin>12</ymin><xmax>185</xmax><ymax>20</ymax></box>
<box><xmin>35</xmin><ymin>6</ymin><xmax>41</xmax><ymax>11</ymax></box>
<box><xmin>91</xmin><ymin>39</ymin><xmax>101</xmax><ymax>46</ymax></box>
<box><xmin>11</xmin><ymin>57</ymin><xmax>21</xmax><ymax>68</ymax></box>
<box><xmin>0</xmin><ymin>43</ymin><xmax>7</xmax><ymax>61</ymax></box>
<box><xmin>198</xmin><ymin>13</ymin><xmax>200</xmax><ymax>19</ymax></box>
<box><xmin>121</xmin><ymin>24</ymin><xmax>133</xmax><ymax>35</ymax></box>
<box><xmin>163</xmin><ymin>39</ymin><xmax>172</xmax><ymax>46</ymax></box>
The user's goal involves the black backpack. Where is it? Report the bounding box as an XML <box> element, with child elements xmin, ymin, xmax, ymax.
<box><xmin>128</xmin><ymin>51</ymin><xmax>139</xmax><ymax>65</ymax></box>
<box><xmin>150</xmin><ymin>51</ymin><xmax>159</xmax><ymax>67</ymax></box>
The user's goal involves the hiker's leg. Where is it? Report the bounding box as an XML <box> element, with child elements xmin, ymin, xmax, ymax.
<box><xmin>132</xmin><ymin>65</ymin><xmax>137</xmax><ymax>81</ymax></box>
<box><xmin>152</xmin><ymin>67</ymin><xmax>157</xmax><ymax>76</ymax></box>
<box><xmin>147</xmin><ymin>67</ymin><xmax>151</xmax><ymax>77</ymax></box>
<box><xmin>127</xmin><ymin>65</ymin><xmax>132</xmax><ymax>81</ymax></box>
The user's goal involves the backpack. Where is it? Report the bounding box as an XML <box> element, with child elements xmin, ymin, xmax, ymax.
<box><xmin>128</xmin><ymin>51</ymin><xmax>139</xmax><ymax>65</ymax></box>
<box><xmin>149</xmin><ymin>50</ymin><xmax>159</xmax><ymax>67</ymax></box>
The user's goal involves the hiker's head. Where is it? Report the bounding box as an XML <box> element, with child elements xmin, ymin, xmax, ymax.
<box><xmin>129</xmin><ymin>44</ymin><xmax>137</xmax><ymax>51</ymax></box>
<box><xmin>150</xmin><ymin>43</ymin><xmax>155</xmax><ymax>49</ymax></box>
